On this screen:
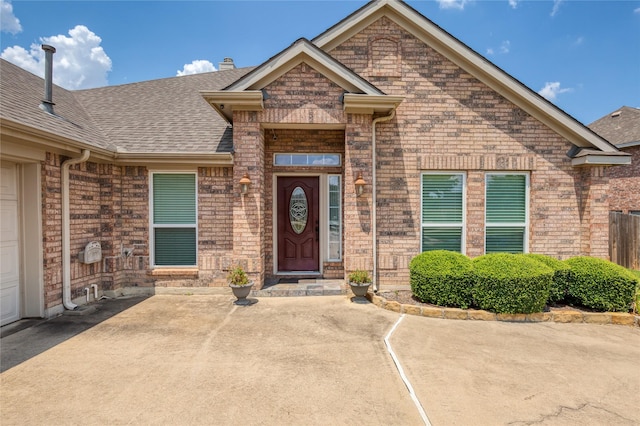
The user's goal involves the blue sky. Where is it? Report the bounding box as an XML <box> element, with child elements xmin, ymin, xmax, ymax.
<box><xmin>1</xmin><ymin>0</ymin><xmax>639</xmax><ymax>124</ymax></box>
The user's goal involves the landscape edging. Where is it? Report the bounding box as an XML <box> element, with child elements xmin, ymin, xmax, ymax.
<box><xmin>366</xmin><ymin>293</ymin><xmax>640</xmax><ymax>327</ymax></box>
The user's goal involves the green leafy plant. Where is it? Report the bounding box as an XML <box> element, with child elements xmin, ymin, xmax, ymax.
<box><xmin>524</xmin><ymin>253</ymin><xmax>572</xmax><ymax>304</ymax></box>
<box><xmin>565</xmin><ymin>257</ymin><xmax>637</xmax><ymax>312</ymax></box>
<box><xmin>348</xmin><ymin>270</ymin><xmax>372</xmax><ymax>284</ymax></box>
<box><xmin>227</xmin><ymin>265</ymin><xmax>251</xmax><ymax>286</ymax></box>
<box><xmin>472</xmin><ymin>253</ymin><xmax>553</xmax><ymax>314</ymax></box>
<box><xmin>409</xmin><ymin>250</ymin><xmax>474</xmax><ymax>309</ymax></box>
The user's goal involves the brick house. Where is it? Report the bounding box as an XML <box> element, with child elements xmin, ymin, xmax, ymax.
<box><xmin>588</xmin><ymin>106</ymin><xmax>640</xmax><ymax>214</ymax></box>
<box><xmin>0</xmin><ymin>0</ymin><xmax>630</xmax><ymax>324</ymax></box>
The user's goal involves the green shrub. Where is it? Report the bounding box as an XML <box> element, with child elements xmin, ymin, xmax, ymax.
<box><xmin>409</xmin><ymin>250</ymin><xmax>474</xmax><ymax>309</ymax></box>
<box><xmin>565</xmin><ymin>257</ymin><xmax>638</xmax><ymax>312</ymax></box>
<box><xmin>524</xmin><ymin>253</ymin><xmax>572</xmax><ymax>303</ymax></box>
<box><xmin>472</xmin><ymin>253</ymin><xmax>553</xmax><ymax>314</ymax></box>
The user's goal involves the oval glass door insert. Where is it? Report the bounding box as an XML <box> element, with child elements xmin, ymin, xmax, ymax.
<box><xmin>289</xmin><ymin>187</ymin><xmax>308</xmax><ymax>234</ymax></box>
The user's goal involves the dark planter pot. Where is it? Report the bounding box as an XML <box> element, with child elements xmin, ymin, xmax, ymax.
<box><xmin>229</xmin><ymin>282</ymin><xmax>253</xmax><ymax>305</ymax></box>
<box><xmin>349</xmin><ymin>282</ymin><xmax>371</xmax><ymax>298</ymax></box>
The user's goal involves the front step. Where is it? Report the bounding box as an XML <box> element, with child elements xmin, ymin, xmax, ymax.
<box><xmin>252</xmin><ymin>279</ymin><xmax>347</xmax><ymax>297</ymax></box>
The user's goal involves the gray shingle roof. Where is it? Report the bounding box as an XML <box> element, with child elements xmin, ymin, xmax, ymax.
<box><xmin>588</xmin><ymin>106</ymin><xmax>640</xmax><ymax>148</ymax></box>
<box><xmin>75</xmin><ymin>67</ymin><xmax>253</xmax><ymax>153</ymax></box>
<box><xmin>0</xmin><ymin>59</ymin><xmax>109</xmax><ymax>149</ymax></box>
<box><xmin>1</xmin><ymin>58</ymin><xmax>254</xmax><ymax>154</ymax></box>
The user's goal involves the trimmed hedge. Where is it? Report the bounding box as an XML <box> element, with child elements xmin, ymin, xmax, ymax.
<box><xmin>524</xmin><ymin>253</ymin><xmax>572</xmax><ymax>303</ymax></box>
<box><xmin>472</xmin><ymin>253</ymin><xmax>553</xmax><ymax>314</ymax></box>
<box><xmin>409</xmin><ymin>250</ymin><xmax>474</xmax><ymax>309</ymax></box>
<box><xmin>565</xmin><ymin>256</ymin><xmax>638</xmax><ymax>312</ymax></box>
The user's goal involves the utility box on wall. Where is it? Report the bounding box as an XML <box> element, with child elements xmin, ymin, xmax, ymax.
<box><xmin>78</xmin><ymin>241</ymin><xmax>102</xmax><ymax>264</ymax></box>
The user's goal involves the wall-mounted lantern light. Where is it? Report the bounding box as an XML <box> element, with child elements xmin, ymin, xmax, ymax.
<box><xmin>355</xmin><ymin>172</ymin><xmax>366</xmax><ymax>197</ymax></box>
<box><xmin>239</xmin><ymin>173</ymin><xmax>251</xmax><ymax>195</ymax></box>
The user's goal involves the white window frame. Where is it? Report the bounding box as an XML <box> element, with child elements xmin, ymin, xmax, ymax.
<box><xmin>484</xmin><ymin>172</ymin><xmax>530</xmax><ymax>254</ymax></box>
<box><xmin>273</xmin><ymin>153</ymin><xmax>342</xmax><ymax>167</ymax></box>
<box><xmin>420</xmin><ymin>171</ymin><xmax>466</xmax><ymax>253</ymax></box>
<box><xmin>326</xmin><ymin>174</ymin><xmax>342</xmax><ymax>261</ymax></box>
<box><xmin>149</xmin><ymin>171</ymin><xmax>198</xmax><ymax>268</ymax></box>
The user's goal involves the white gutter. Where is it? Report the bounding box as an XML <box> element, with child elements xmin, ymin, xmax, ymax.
<box><xmin>372</xmin><ymin>109</ymin><xmax>396</xmax><ymax>293</ymax></box>
<box><xmin>62</xmin><ymin>149</ymin><xmax>90</xmax><ymax>310</ymax></box>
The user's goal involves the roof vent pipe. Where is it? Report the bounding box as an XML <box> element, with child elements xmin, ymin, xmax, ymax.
<box><xmin>40</xmin><ymin>44</ymin><xmax>56</xmax><ymax>114</ymax></box>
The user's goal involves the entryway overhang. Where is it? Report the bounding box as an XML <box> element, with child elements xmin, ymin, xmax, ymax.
<box><xmin>200</xmin><ymin>38</ymin><xmax>403</xmax><ymax>123</ymax></box>
<box><xmin>343</xmin><ymin>94</ymin><xmax>404</xmax><ymax>115</ymax></box>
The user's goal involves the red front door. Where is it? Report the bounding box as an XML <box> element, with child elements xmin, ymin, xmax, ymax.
<box><xmin>277</xmin><ymin>177</ymin><xmax>320</xmax><ymax>272</ymax></box>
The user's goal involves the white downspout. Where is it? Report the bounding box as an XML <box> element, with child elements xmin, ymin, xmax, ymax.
<box><xmin>371</xmin><ymin>110</ymin><xmax>396</xmax><ymax>293</ymax></box>
<box><xmin>62</xmin><ymin>150</ymin><xmax>90</xmax><ymax>310</ymax></box>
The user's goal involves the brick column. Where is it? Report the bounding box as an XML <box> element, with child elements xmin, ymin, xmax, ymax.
<box><xmin>343</xmin><ymin>114</ymin><xmax>373</xmax><ymax>274</ymax></box>
<box><xmin>582</xmin><ymin>166</ymin><xmax>610</xmax><ymax>259</ymax></box>
<box><xmin>466</xmin><ymin>171</ymin><xmax>485</xmax><ymax>258</ymax></box>
<box><xmin>232</xmin><ymin>112</ymin><xmax>266</xmax><ymax>287</ymax></box>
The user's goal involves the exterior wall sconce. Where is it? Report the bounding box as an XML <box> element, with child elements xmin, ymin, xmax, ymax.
<box><xmin>239</xmin><ymin>173</ymin><xmax>251</xmax><ymax>195</ymax></box>
<box><xmin>354</xmin><ymin>172</ymin><xmax>366</xmax><ymax>197</ymax></box>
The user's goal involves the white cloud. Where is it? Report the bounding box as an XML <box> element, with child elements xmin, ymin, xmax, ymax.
<box><xmin>634</xmin><ymin>7</ymin><xmax>640</xmax><ymax>14</ymax></box>
<box><xmin>1</xmin><ymin>25</ymin><xmax>112</xmax><ymax>90</ymax></box>
<box><xmin>176</xmin><ymin>60</ymin><xmax>217</xmax><ymax>76</ymax></box>
<box><xmin>573</xmin><ymin>36</ymin><xmax>584</xmax><ymax>46</ymax></box>
<box><xmin>551</xmin><ymin>0</ymin><xmax>564</xmax><ymax>17</ymax></box>
<box><xmin>436</xmin><ymin>0</ymin><xmax>469</xmax><ymax>10</ymax></box>
<box><xmin>0</xmin><ymin>0</ymin><xmax>22</xmax><ymax>34</ymax></box>
<box><xmin>487</xmin><ymin>40</ymin><xmax>510</xmax><ymax>56</ymax></box>
<box><xmin>508</xmin><ymin>0</ymin><xmax>518</xmax><ymax>9</ymax></box>
<box><xmin>538</xmin><ymin>82</ymin><xmax>572</xmax><ymax>101</ymax></box>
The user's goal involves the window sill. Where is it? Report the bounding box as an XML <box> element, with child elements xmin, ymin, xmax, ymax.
<box><xmin>149</xmin><ymin>268</ymin><xmax>199</xmax><ymax>277</ymax></box>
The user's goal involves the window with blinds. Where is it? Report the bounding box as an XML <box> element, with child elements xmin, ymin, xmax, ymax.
<box><xmin>421</xmin><ymin>173</ymin><xmax>465</xmax><ymax>253</ymax></box>
<box><xmin>151</xmin><ymin>173</ymin><xmax>197</xmax><ymax>266</ymax></box>
<box><xmin>485</xmin><ymin>173</ymin><xmax>528</xmax><ymax>253</ymax></box>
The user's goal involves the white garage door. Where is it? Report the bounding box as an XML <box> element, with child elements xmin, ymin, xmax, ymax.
<box><xmin>1</xmin><ymin>162</ymin><xmax>20</xmax><ymax>326</ymax></box>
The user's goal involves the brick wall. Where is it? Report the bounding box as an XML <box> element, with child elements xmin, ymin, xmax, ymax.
<box><xmin>608</xmin><ymin>146</ymin><xmax>640</xmax><ymax>213</ymax></box>
<box><xmin>328</xmin><ymin>16</ymin><xmax>609</xmax><ymax>285</ymax></box>
<box><xmin>198</xmin><ymin>166</ymin><xmax>234</xmax><ymax>285</ymax></box>
<box><xmin>41</xmin><ymin>155</ymin><xmax>153</xmax><ymax>310</ymax></box>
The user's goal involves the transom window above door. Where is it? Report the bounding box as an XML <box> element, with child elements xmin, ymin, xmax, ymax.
<box><xmin>274</xmin><ymin>153</ymin><xmax>341</xmax><ymax>166</ymax></box>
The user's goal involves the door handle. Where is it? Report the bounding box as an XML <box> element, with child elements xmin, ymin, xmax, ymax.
<box><xmin>315</xmin><ymin>220</ymin><xmax>319</xmax><ymax>241</ymax></box>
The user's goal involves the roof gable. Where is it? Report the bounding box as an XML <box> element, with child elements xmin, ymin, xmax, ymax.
<box><xmin>313</xmin><ymin>0</ymin><xmax>621</xmax><ymax>157</ymax></box>
<box><xmin>202</xmin><ymin>38</ymin><xmax>403</xmax><ymax>122</ymax></box>
<box><xmin>226</xmin><ymin>38</ymin><xmax>383</xmax><ymax>95</ymax></box>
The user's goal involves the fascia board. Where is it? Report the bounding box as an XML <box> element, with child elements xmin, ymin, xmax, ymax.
<box><xmin>315</xmin><ymin>0</ymin><xmax>617</xmax><ymax>153</ymax></box>
<box><xmin>225</xmin><ymin>41</ymin><xmax>382</xmax><ymax>95</ymax></box>
<box><xmin>343</xmin><ymin>93</ymin><xmax>404</xmax><ymax>114</ymax></box>
<box><xmin>0</xmin><ymin>118</ymin><xmax>113</xmax><ymax>160</ymax></box>
<box><xmin>1</xmin><ymin>118</ymin><xmax>234</xmax><ymax>166</ymax></box>
<box><xmin>114</xmin><ymin>152</ymin><xmax>233</xmax><ymax>166</ymax></box>
<box><xmin>571</xmin><ymin>154</ymin><xmax>632</xmax><ymax>167</ymax></box>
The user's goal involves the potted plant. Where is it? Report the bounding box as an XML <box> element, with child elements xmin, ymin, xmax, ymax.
<box><xmin>348</xmin><ymin>269</ymin><xmax>372</xmax><ymax>299</ymax></box>
<box><xmin>227</xmin><ymin>265</ymin><xmax>253</xmax><ymax>305</ymax></box>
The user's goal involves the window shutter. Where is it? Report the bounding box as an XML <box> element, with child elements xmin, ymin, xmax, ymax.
<box><xmin>421</xmin><ymin>174</ymin><xmax>464</xmax><ymax>253</ymax></box>
<box><xmin>153</xmin><ymin>174</ymin><xmax>196</xmax><ymax>224</ymax></box>
<box><xmin>152</xmin><ymin>173</ymin><xmax>197</xmax><ymax>266</ymax></box>
<box><xmin>422</xmin><ymin>174</ymin><xmax>463</xmax><ymax>223</ymax></box>
<box><xmin>485</xmin><ymin>174</ymin><xmax>527</xmax><ymax>253</ymax></box>
<box><xmin>486</xmin><ymin>175</ymin><xmax>526</xmax><ymax>223</ymax></box>
<box><xmin>422</xmin><ymin>228</ymin><xmax>462</xmax><ymax>252</ymax></box>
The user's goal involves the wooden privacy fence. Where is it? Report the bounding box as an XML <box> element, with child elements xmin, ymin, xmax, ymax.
<box><xmin>609</xmin><ymin>212</ymin><xmax>640</xmax><ymax>270</ymax></box>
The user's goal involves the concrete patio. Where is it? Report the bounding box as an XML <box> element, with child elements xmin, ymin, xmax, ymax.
<box><xmin>1</xmin><ymin>294</ymin><xmax>639</xmax><ymax>425</ymax></box>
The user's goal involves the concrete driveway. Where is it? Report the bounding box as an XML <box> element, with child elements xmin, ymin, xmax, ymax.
<box><xmin>1</xmin><ymin>294</ymin><xmax>639</xmax><ymax>425</ymax></box>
